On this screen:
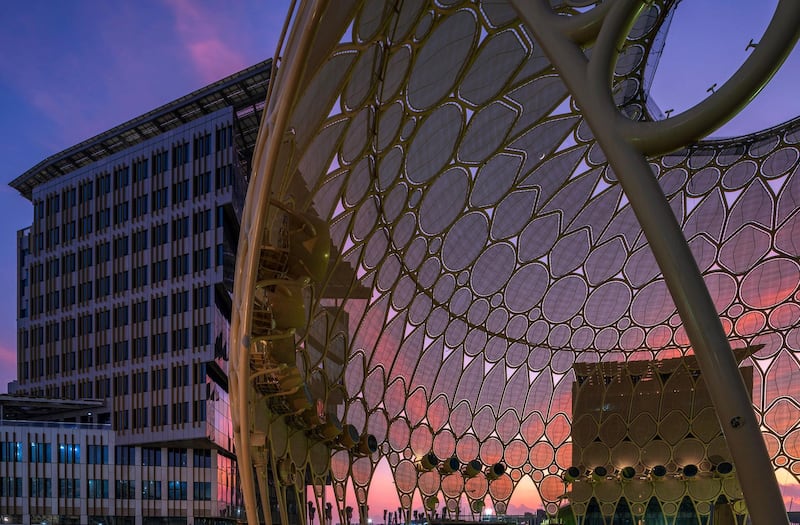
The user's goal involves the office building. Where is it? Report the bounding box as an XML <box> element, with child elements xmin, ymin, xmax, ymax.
<box><xmin>2</xmin><ymin>59</ymin><xmax>271</xmax><ymax>525</ymax></box>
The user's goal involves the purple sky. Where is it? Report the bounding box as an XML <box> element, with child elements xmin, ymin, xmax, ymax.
<box><xmin>0</xmin><ymin>1</ymin><xmax>797</xmax><ymax>387</ymax></box>
<box><xmin>1</xmin><ymin>0</ymin><xmax>799</xmax><ymax>517</ymax></box>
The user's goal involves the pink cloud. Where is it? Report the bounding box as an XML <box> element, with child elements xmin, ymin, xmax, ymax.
<box><xmin>164</xmin><ymin>0</ymin><xmax>248</xmax><ymax>83</ymax></box>
<box><xmin>188</xmin><ymin>39</ymin><xmax>248</xmax><ymax>84</ymax></box>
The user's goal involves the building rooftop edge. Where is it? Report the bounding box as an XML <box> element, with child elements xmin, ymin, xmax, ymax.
<box><xmin>9</xmin><ymin>58</ymin><xmax>272</xmax><ymax>200</ymax></box>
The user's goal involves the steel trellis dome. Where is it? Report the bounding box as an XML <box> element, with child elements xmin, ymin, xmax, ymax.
<box><xmin>230</xmin><ymin>1</ymin><xmax>800</xmax><ymax>524</ymax></box>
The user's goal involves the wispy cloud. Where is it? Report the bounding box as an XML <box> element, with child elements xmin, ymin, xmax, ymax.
<box><xmin>164</xmin><ymin>0</ymin><xmax>248</xmax><ymax>83</ymax></box>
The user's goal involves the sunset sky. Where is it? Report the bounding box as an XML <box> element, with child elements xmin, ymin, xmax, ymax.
<box><xmin>1</xmin><ymin>0</ymin><xmax>800</xmax><ymax>519</ymax></box>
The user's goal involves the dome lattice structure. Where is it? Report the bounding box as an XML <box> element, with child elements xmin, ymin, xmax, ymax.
<box><xmin>229</xmin><ymin>1</ymin><xmax>800</xmax><ymax>524</ymax></box>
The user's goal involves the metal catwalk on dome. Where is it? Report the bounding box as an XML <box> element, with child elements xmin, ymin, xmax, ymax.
<box><xmin>228</xmin><ymin>1</ymin><xmax>800</xmax><ymax>524</ymax></box>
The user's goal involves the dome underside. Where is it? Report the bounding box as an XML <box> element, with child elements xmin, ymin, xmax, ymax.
<box><xmin>261</xmin><ymin>0</ymin><xmax>800</xmax><ymax>513</ymax></box>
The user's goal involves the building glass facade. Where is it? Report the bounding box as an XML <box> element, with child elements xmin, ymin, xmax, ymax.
<box><xmin>3</xmin><ymin>60</ymin><xmax>271</xmax><ymax>525</ymax></box>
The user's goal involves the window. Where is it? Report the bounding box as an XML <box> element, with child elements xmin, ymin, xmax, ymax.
<box><xmin>172</xmin><ymin>364</ymin><xmax>189</xmax><ymax>386</ymax></box>
<box><xmin>216</xmin><ymin>125</ymin><xmax>232</xmax><ymax>151</ymax></box>
<box><xmin>193</xmin><ymin>449</ymin><xmax>212</xmax><ymax>468</ymax></box>
<box><xmin>78</xmin><ymin>247</ymin><xmax>93</xmax><ymax>269</ymax></box>
<box><xmin>58</xmin><ymin>443</ymin><xmax>80</xmax><ymax>463</ymax></box>
<box><xmin>113</xmin><ymin>270</ymin><xmax>129</xmax><ymax>293</ymax></box>
<box><xmin>95</xmin><ymin>208</ymin><xmax>111</xmax><ymax>230</ymax></box>
<box><xmin>172</xmin><ymin>401</ymin><xmax>189</xmax><ymax>424</ymax></box>
<box><xmin>133</xmin><ymin>371</ymin><xmax>148</xmax><ymax>393</ymax></box>
<box><xmin>142</xmin><ymin>480</ymin><xmax>162</xmax><ymax>500</ymax></box>
<box><xmin>62</xmin><ymin>286</ymin><xmax>76</xmax><ymax>307</ymax></box>
<box><xmin>142</xmin><ymin>447</ymin><xmax>161</xmax><ymax>466</ymax></box>
<box><xmin>62</xmin><ymin>252</ymin><xmax>76</xmax><ymax>273</ymax></box>
<box><xmin>0</xmin><ymin>477</ymin><xmax>22</xmax><ymax>497</ymax></box>
<box><xmin>194</xmin><ymin>285</ymin><xmax>211</xmax><ymax>309</ymax></box>
<box><xmin>0</xmin><ymin>442</ymin><xmax>22</xmax><ymax>462</ymax></box>
<box><xmin>96</xmin><ymin>309</ymin><xmax>111</xmax><ymax>330</ymax></box>
<box><xmin>87</xmin><ymin>479</ymin><xmax>109</xmax><ymax>499</ymax></box>
<box><xmin>152</xmin><ymin>332</ymin><xmax>168</xmax><ymax>355</ymax></box>
<box><xmin>151</xmin><ymin>295</ymin><xmax>168</xmax><ymax>318</ymax></box>
<box><xmin>59</xmin><ymin>478</ymin><xmax>81</xmax><ymax>498</ymax></box>
<box><xmin>115</xmin><ymin>445</ymin><xmax>136</xmax><ymax>465</ymax></box>
<box><xmin>132</xmin><ymin>229</ymin><xmax>148</xmax><ymax>252</ymax></box>
<box><xmin>114</xmin><ymin>201</ymin><xmax>129</xmax><ymax>225</ymax></box>
<box><xmin>113</xmin><ymin>236</ymin><xmax>129</xmax><ymax>258</ymax></box>
<box><xmin>113</xmin><ymin>409</ymin><xmax>129</xmax><ymax>430</ymax></box>
<box><xmin>152</xmin><ymin>222</ymin><xmax>169</xmax><ymax>245</ymax></box>
<box><xmin>96</xmin><ymin>376</ymin><xmax>111</xmax><ymax>397</ymax></box>
<box><xmin>152</xmin><ymin>404</ymin><xmax>168</xmax><ymax>426</ymax></box>
<box><xmin>194</xmin><ymin>324</ymin><xmax>211</xmax><ymax>347</ymax></box>
<box><xmin>96</xmin><ymin>276</ymin><xmax>111</xmax><ymax>298</ymax></box>
<box><xmin>30</xmin><ymin>442</ymin><xmax>51</xmax><ymax>463</ymax></box>
<box><xmin>133</xmin><ymin>265</ymin><xmax>148</xmax><ymax>288</ymax></box>
<box><xmin>133</xmin><ymin>407</ymin><xmax>148</xmax><ymax>429</ymax></box>
<box><xmin>78</xmin><ymin>313</ymin><xmax>93</xmax><ymax>335</ymax></box>
<box><xmin>79</xmin><ymin>214</ymin><xmax>93</xmax><ymax>236</ymax></box>
<box><xmin>113</xmin><ymin>305</ymin><xmax>129</xmax><ymax>327</ymax></box>
<box><xmin>152</xmin><ymin>150</ymin><xmax>169</xmax><ymax>174</ymax></box>
<box><xmin>133</xmin><ymin>158</ymin><xmax>149</xmax><ymax>182</ymax></box>
<box><xmin>152</xmin><ymin>259</ymin><xmax>169</xmax><ymax>283</ymax></box>
<box><xmin>168</xmin><ymin>480</ymin><xmax>188</xmax><ymax>501</ymax></box>
<box><xmin>113</xmin><ymin>341</ymin><xmax>129</xmax><ymax>363</ymax></box>
<box><xmin>116</xmin><ymin>480</ymin><xmax>136</xmax><ymax>500</ymax></box>
<box><xmin>96</xmin><ymin>241</ymin><xmax>111</xmax><ymax>262</ymax></box>
<box><xmin>193</xmin><ymin>362</ymin><xmax>207</xmax><ymax>384</ymax></box>
<box><xmin>113</xmin><ymin>374</ymin><xmax>129</xmax><ymax>395</ymax></box>
<box><xmin>172</xmin><ymin>328</ymin><xmax>189</xmax><ymax>352</ymax></box>
<box><xmin>62</xmin><ymin>318</ymin><xmax>76</xmax><ymax>338</ymax></box>
<box><xmin>30</xmin><ymin>478</ymin><xmax>52</xmax><ymax>497</ymax></box>
<box><xmin>193</xmin><ymin>208</ymin><xmax>212</xmax><ymax>233</ymax></box>
<box><xmin>133</xmin><ymin>336</ymin><xmax>148</xmax><ymax>358</ymax></box>
<box><xmin>194</xmin><ymin>481</ymin><xmax>212</xmax><ymax>501</ymax></box>
<box><xmin>172</xmin><ymin>290</ymin><xmax>189</xmax><ymax>314</ymax></box>
<box><xmin>96</xmin><ymin>172</ymin><xmax>111</xmax><ymax>195</ymax></box>
<box><xmin>194</xmin><ymin>247</ymin><xmax>211</xmax><ymax>272</ymax></box>
<box><xmin>193</xmin><ymin>171</ymin><xmax>211</xmax><ymax>196</ymax></box>
<box><xmin>152</xmin><ymin>187</ymin><xmax>169</xmax><ymax>211</ymax></box>
<box><xmin>172</xmin><ymin>142</ymin><xmax>189</xmax><ymax>166</ymax></box>
<box><xmin>172</xmin><ymin>216</ymin><xmax>189</xmax><ymax>240</ymax></box>
<box><xmin>152</xmin><ymin>367</ymin><xmax>168</xmax><ymax>390</ymax></box>
<box><xmin>172</xmin><ymin>179</ymin><xmax>189</xmax><ymax>204</ymax></box>
<box><xmin>79</xmin><ymin>180</ymin><xmax>94</xmax><ymax>203</ymax></box>
<box><xmin>215</xmin><ymin>164</ymin><xmax>235</xmax><ymax>189</ymax></box>
<box><xmin>193</xmin><ymin>133</ymin><xmax>211</xmax><ymax>159</ymax></box>
<box><xmin>87</xmin><ymin>444</ymin><xmax>108</xmax><ymax>465</ymax></box>
<box><xmin>96</xmin><ymin>344</ymin><xmax>111</xmax><ymax>365</ymax></box>
<box><xmin>133</xmin><ymin>300</ymin><xmax>148</xmax><ymax>323</ymax></box>
<box><xmin>172</xmin><ymin>254</ymin><xmax>189</xmax><ymax>277</ymax></box>
<box><xmin>62</xmin><ymin>220</ymin><xmax>76</xmax><ymax>242</ymax></box>
<box><xmin>114</xmin><ymin>166</ymin><xmax>129</xmax><ymax>189</ymax></box>
<box><xmin>193</xmin><ymin>399</ymin><xmax>207</xmax><ymax>422</ymax></box>
<box><xmin>63</xmin><ymin>187</ymin><xmax>76</xmax><ymax>207</ymax></box>
<box><xmin>168</xmin><ymin>448</ymin><xmax>187</xmax><ymax>467</ymax></box>
<box><xmin>132</xmin><ymin>194</ymin><xmax>148</xmax><ymax>218</ymax></box>
<box><xmin>78</xmin><ymin>281</ymin><xmax>93</xmax><ymax>303</ymax></box>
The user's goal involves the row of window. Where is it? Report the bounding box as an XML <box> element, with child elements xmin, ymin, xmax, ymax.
<box><xmin>31</xmin><ymin>205</ymin><xmax>225</xmax><ymax>260</ymax></box>
<box><xmin>113</xmin><ymin>400</ymin><xmax>206</xmax><ymax>430</ymax></box>
<box><xmin>23</xmin><ymin>290</ymin><xmax>211</xmax><ymax>346</ymax></box>
<box><xmin>32</xmin><ymin>202</ymin><xmax>227</xmax><ymax>255</ymax></box>
<box><xmin>23</xmin><ymin>344</ymin><xmax>208</xmax><ymax>383</ymax></box>
<box><xmin>0</xmin><ymin>442</ymin><xmax>107</xmax><ymax>464</ymax></box>
<box><xmin>27</xmin><ymin>249</ymin><xmax>220</xmax><ymax>315</ymax></box>
<box><xmin>32</xmin><ymin>129</ymin><xmax>235</xmax><ymax>220</ymax></box>
<box><xmin>0</xmin><ymin>477</ymin><xmax>211</xmax><ymax>501</ymax></box>
<box><xmin>0</xmin><ymin>443</ymin><xmax>211</xmax><ymax>468</ymax></box>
